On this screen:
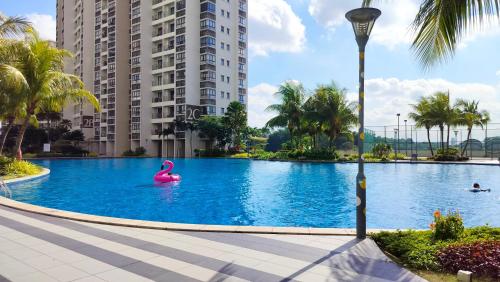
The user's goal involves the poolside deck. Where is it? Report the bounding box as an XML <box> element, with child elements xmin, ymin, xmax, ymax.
<box><xmin>0</xmin><ymin>206</ymin><xmax>424</xmax><ymax>282</ymax></box>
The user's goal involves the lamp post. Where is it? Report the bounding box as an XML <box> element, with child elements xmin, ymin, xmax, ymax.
<box><xmin>397</xmin><ymin>113</ymin><xmax>400</xmax><ymax>158</ymax></box>
<box><xmin>394</xmin><ymin>129</ymin><xmax>398</xmax><ymax>162</ymax></box>
<box><xmin>346</xmin><ymin>7</ymin><xmax>381</xmax><ymax>240</ymax></box>
<box><xmin>404</xmin><ymin>119</ymin><xmax>408</xmax><ymax>156</ymax></box>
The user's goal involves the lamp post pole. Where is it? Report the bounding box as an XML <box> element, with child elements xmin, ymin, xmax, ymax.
<box><xmin>404</xmin><ymin>120</ymin><xmax>408</xmax><ymax>156</ymax></box>
<box><xmin>397</xmin><ymin>113</ymin><xmax>400</xmax><ymax>159</ymax></box>
<box><xmin>346</xmin><ymin>7</ymin><xmax>381</xmax><ymax>240</ymax></box>
<box><xmin>410</xmin><ymin>125</ymin><xmax>413</xmax><ymax>155</ymax></box>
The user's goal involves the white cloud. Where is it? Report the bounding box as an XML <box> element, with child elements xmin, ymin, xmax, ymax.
<box><xmin>496</xmin><ymin>70</ymin><xmax>500</xmax><ymax>77</ymax></box>
<box><xmin>248</xmin><ymin>83</ymin><xmax>279</xmax><ymax>127</ymax></box>
<box><xmin>26</xmin><ymin>13</ymin><xmax>56</xmax><ymax>41</ymax></box>
<box><xmin>308</xmin><ymin>0</ymin><xmax>419</xmax><ymax>49</ymax></box>
<box><xmin>360</xmin><ymin>78</ymin><xmax>500</xmax><ymax>126</ymax></box>
<box><xmin>249</xmin><ymin>0</ymin><xmax>306</xmax><ymax>56</ymax></box>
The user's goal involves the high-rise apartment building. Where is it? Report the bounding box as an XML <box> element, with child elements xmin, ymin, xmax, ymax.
<box><xmin>56</xmin><ymin>0</ymin><xmax>248</xmax><ymax>157</ymax></box>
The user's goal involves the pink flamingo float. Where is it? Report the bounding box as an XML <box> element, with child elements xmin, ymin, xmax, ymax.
<box><xmin>154</xmin><ymin>160</ymin><xmax>181</xmax><ymax>183</ymax></box>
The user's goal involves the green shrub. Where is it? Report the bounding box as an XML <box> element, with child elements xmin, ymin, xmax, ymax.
<box><xmin>231</xmin><ymin>153</ymin><xmax>250</xmax><ymax>159</ymax></box>
<box><xmin>372</xmin><ymin>143</ymin><xmax>392</xmax><ymax>159</ymax></box>
<box><xmin>431</xmin><ymin>210</ymin><xmax>464</xmax><ymax>241</ymax></box>
<box><xmin>1</xmin><ymin>160</ymin><xmax>43</xmax><ymax>178</ymax></box>
<box><xmin>388</xmin><ymin>152</ymin><xmax>406</xmax><ymax>160</ymax></box>
<box><xmin>0</xmin><ymin>156</ymin><xmax>12</xmax><ymax>171</ymax></box>
<box><xmin>23</xmin><ymin>153</ymin><xmax>37</xmax><ymax>158</ymax></box>
<box><xmin>433</xmin><ymin>148</ymin><xmax>464</xmax><ymax>161</ymax></box>
<box><xmin>88</xmin><ymin>152</ymin><xmax>98</xmax><ymax>157</ymax></box>
<box><xmin>195</xmin><ymin>149</ymin><xmax>226</xmax><ymax>157</ymax></box>
<box><xmin>122</xmin><ymin>147</ymin><xmax>147</xmax><ymax>157</ymax></box>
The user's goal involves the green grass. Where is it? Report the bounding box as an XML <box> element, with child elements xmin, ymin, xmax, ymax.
<box><xmin>0</xmin><ymin>157</ymin><xmax>44</xmax><ymax>180</ymax></box>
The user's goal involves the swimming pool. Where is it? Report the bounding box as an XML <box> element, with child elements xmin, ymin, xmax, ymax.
<box><xmin>9</xmin><ymin>158</ymin><xmax>500</xmax><ymax>229</ymax></box>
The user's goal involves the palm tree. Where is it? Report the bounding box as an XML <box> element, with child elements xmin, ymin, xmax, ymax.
<box><xmin>266</xmin><ymin>82</ymin><xmax>306</xmax><ymax>148</ymax></box>
<box><xmin>362</xmin><ymin>0</ymin><xmax>500</xmax><ymax>68</ymax></box>
<box><xmin>0</xmin><ymin>13</ymin><xmax>31</xmax><ymax>38</ymax></box>
<box><xmin>428</xmin><ymin>92</ymin><xmax>456</xmax><ymax>150</ymax></box>
<box><xmin>306</xmin><ymin>84</ymin><xmax>358</xmax><ymax>149</ymax></box>
<box><xmin>11</xmin><ymin>32</ymin><xmax>99</xmax><ymax>159</ymax></box>
<box><xmin>222</xmin><ymin>101</ymin><xmax>247</xmax><ymax>149</ymax></box>
<box><xmin>185</xmin><ymin>122</ymin><xmax>197</xmax><ymax>157</ymax></box>
<box><xmin>0</xmin><ymin>40</ymin><xmax>28</xmax><ymax>155</ymax></box>
<box><xmin>159</xmin><ymin>126</ymin><xmax>175</xmax><ymax>157</ymax></box>
<box><xmin>455</xmin><ymin>99</ymin><xmax>490</xmax><ymax>157</ymax></box>
<box><xmin>409</xmin><ymin>96</ymin><xmax>435</xmax><ymax>156</ymax></box>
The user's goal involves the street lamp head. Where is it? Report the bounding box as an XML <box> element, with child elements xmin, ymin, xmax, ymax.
<box><xmin>397</xmin><ymin>113</ymin><xmax>401</xmax><ymax>117</ymax></box>
<box><xmin>345</xmin><ymin>7</ymin><xmax>381</xmax><ymax>50</ymax></box>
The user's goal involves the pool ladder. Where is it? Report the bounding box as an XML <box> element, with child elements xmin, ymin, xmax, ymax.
<box><xmin>0</xmin><ymin>178</ymin><xmax>12</xmax><ymax>198</ymax></box>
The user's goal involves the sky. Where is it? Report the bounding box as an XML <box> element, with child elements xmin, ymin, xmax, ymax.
<box><xmin>2</xmin><ymin>0</ymin><xmax>500</xmax><ymax>128</ymax></box>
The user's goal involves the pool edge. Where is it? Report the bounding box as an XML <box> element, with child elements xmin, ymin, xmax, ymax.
<box><xmin>0</xmin><ymin>197</ymin><xmax>408</xmax><ymax>235</ymax></box>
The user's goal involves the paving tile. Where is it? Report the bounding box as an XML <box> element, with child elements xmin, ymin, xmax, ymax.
<box><xmin>2</xmin><ymin>246</ymin><xmax>43</xmax><ymax>260</ymax></box>
<box><xmin>14</xmin><ymin>271</ymin><xmax>59</xmax><ymax>282</ymax></box>
<box><xmin>43</xmin><ymin>264</ymin><xmax>91</xmax><ymax>282</ymax></box>
<box><xmin>70</xmin><ymin>258</ymin><xmax>117</xmax><ymax>275</ymax></box>
<box><xmin>73</xmin><ymin>276</ymin><xmax>107</xmax><ymax>282</ymax></box>
<box><xmin>23</xmin><ymin>254</ymin><xmax>64</xmax><ymax>270</ymax></box>
<box><xmin>48</xmin><ymin>249</ymin><xmax>88</xmax><ymax>264</ymax></box>
<box><xmin>95</xmin><ymin>268</ymin><xmax>153</xmax><ymax>282</ymax></box>
<box><xmin>1</xmin><ymin>261</ymin><xmax>39</xmax><ymax>279</ymax></box>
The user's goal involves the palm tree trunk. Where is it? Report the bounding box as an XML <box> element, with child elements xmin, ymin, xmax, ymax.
<box><xmin>461</xmin><ymin>129</ymin><xmax>472</xmax><ymax>157</ymax></box>
<box><xmin>13</xmin><ymin>116</ymin><xmax>30</xmax><ymax>160</ymax></box>
<box><xmin>0</xmin><ymin>117</ymin><xmax>14</xmax><ymax>156</ymax></box>
<box><xmin>446</xmin><ymin>125</ymin><xmax>450</xmax><ymax>150</ymax></box>
<box><xmin>426</xmin><ymin>128</ymin><xmax>434</xmax><ymax>157</ymax></box>
<box><xmin>189</xmin><ymin>130</ymin><xmax>193</xmax><ymax>158</ymax></box>
<box><xmin>440</xmin><ymin>126</ymin><xmax>444</xmax><ymax>150</ymax></box>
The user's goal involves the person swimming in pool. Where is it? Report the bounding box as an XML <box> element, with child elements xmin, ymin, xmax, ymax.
<box><xmin>472</xmin><ymin>183</ymin><xmax>481</xmax><ymax>191</ymax></box>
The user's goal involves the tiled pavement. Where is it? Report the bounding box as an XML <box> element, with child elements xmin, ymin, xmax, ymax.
<box><xmin>0</xmin><ymin>206</ymin><xmax>425</xmax><ymax>282</ymax></box>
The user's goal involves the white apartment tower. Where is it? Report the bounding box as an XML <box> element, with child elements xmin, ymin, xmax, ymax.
<box><xmin>56</xmin><ymin>0</ymin><xmax>248</xmax><ymax>157</ymax></box>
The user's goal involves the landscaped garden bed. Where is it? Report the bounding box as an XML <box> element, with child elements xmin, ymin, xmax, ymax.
<box><xmin>0</xmin><ymin>156</ymin><xmax>44</xmax><ymax>180</ymax></box>
<box><xmin>372</xmin><ymin>211</ymin><xmax>499</xmax><ymax>281</ymax></box>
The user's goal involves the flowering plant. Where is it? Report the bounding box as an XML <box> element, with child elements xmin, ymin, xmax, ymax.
<box><xmin>430</xmin><ymin>210</ymin><xmax>464</xmax><ymax>241</ymax></box>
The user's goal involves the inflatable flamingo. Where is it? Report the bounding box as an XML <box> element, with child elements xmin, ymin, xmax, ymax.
<box><xmin>154</xmin><ymin>160</ymin><xmax>181</xmax><ymax>183</ymax></box>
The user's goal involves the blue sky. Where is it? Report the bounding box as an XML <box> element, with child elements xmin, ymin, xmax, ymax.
<box><xmin>2</xmin><ymin>0</ymin><xmax>500</xmax><ymax>127</ymax></box>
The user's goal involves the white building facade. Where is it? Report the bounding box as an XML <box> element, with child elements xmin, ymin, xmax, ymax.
<box><xmin>57</xmin><ymin>0</ymin><xmax>248</xmax><ymax>157</ymax></box>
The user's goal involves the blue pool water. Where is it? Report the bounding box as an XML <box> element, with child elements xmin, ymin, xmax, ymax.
<box><xmin>9</xmin><ymin>158</ymin><xmax>500</xmax><ymax>229</ymax></box>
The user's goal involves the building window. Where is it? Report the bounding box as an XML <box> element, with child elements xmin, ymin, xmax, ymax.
<box><xmin>220</xmin><ymin>42</ymin><xmax>224</xmax><ymax>49</ymax></box>
<box><xmin>220</xmin><ymin>26</ymin><xmax>224</xmax><ymax>32</ymax></box>
<box><xmin>226</xmin><ymin>44</ymin><xmax>230</xmax><ymax>51</ymax></box>
<box><xmin>220</xmin><ymin>75</ymin><xmax>224</xmax><ymax>82</ymax></box>
<box><xmin>226</xmin><ymin>76</ymin><xmax>230</xmax><ymax>83</ymax></box>
<box><xmin>220</xmin><ymin>58</ymin><xmax>224</xmax><ymax>66</ymax></box>
<box><xmin>200</xmin><ymin>19</ymin><xmax>215</xmax><ymax>30</ymax></box>
<box><xmin>221</xmin><ymin>9</ymin><xmax>224</xmax><ymax>16</ymax></box>
<box><xmin>220</xmin><ymin>108</ymin><xmax>225</xmax><ymax>115</ymax></box>
<box><xmin>227</xmin><ymin>12</ymin><xmax>230</xmax><ymax>18</ymax></box>
<box><xmin>220</xmin><ymin>91</ymin><xmax>224</xmax><ymax>98</ymax></box>
<box><xmin>239</xmin><ymin>95</ymin><xmax>245</xmax><ymax>103</ymax></box>
<box><xmin>226</xmin><ymin>60</ymin><xmax>230</xmax><ymax>67</ymax></box>
<box><xmin>200</xmin><ymin>36</ymin><xmax>215</xmax><ymax>47</ymax></box>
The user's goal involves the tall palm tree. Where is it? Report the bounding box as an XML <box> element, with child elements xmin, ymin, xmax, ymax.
<box><xmin>159</xmin><ymin>126</ymin><xmax>175</xmax><ymax>157</ymax></box>
<box><xmin>222</xmin><ymin>101</ymin><xmax>247</xmax><ymax>149</ymax></box>
<box><xmin>409</xmin><ymin>96</ymin><xmax>435</xmax><ymax>156</ymax></box>
<box><xmin>428</xmin><ymin>92</ymin><xmax>456</xmax><ymax>150</ymax></box>
<box><xmin>307</xmin><ymin>84</ymin><xmax>357</xmax><ymax>149</ymax></box>
<box><xmin>11</xmin><ymin>32</ymin><xmax>99</xmax><ymax>159</ymax></box>
<box><xmin>0</xmin><ymin>13</ymin><xmax>31</xmax><ymax>38</ymax></box>
<box><xmin>266</xmin><ymin>82</ymin><xmax>306</xmax><ymax>148</ymax></box>
<box><xmin>363</xmin><ymin>0</ymin><xmax>500</xmax><ymax>68</ymax></box>
<box><xmin>185</xmin><ymin>122</ymin><xmax>197</xmax><ymax>157</ymax></box>
<box><xmin>0</xmin><ymin>40</ymin><xmax>28</xmax><ymax>155</ymax></box>
<box><xmin>455</xmin><ymin>99</ymin><xmax>490</xmax><ymax>157</ymax></box>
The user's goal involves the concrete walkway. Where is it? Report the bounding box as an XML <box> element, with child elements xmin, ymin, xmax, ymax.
<box><xmin>0</xmin><ymin>206</ymin><xmax>425</xmax><ymax>282</ymax></box>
